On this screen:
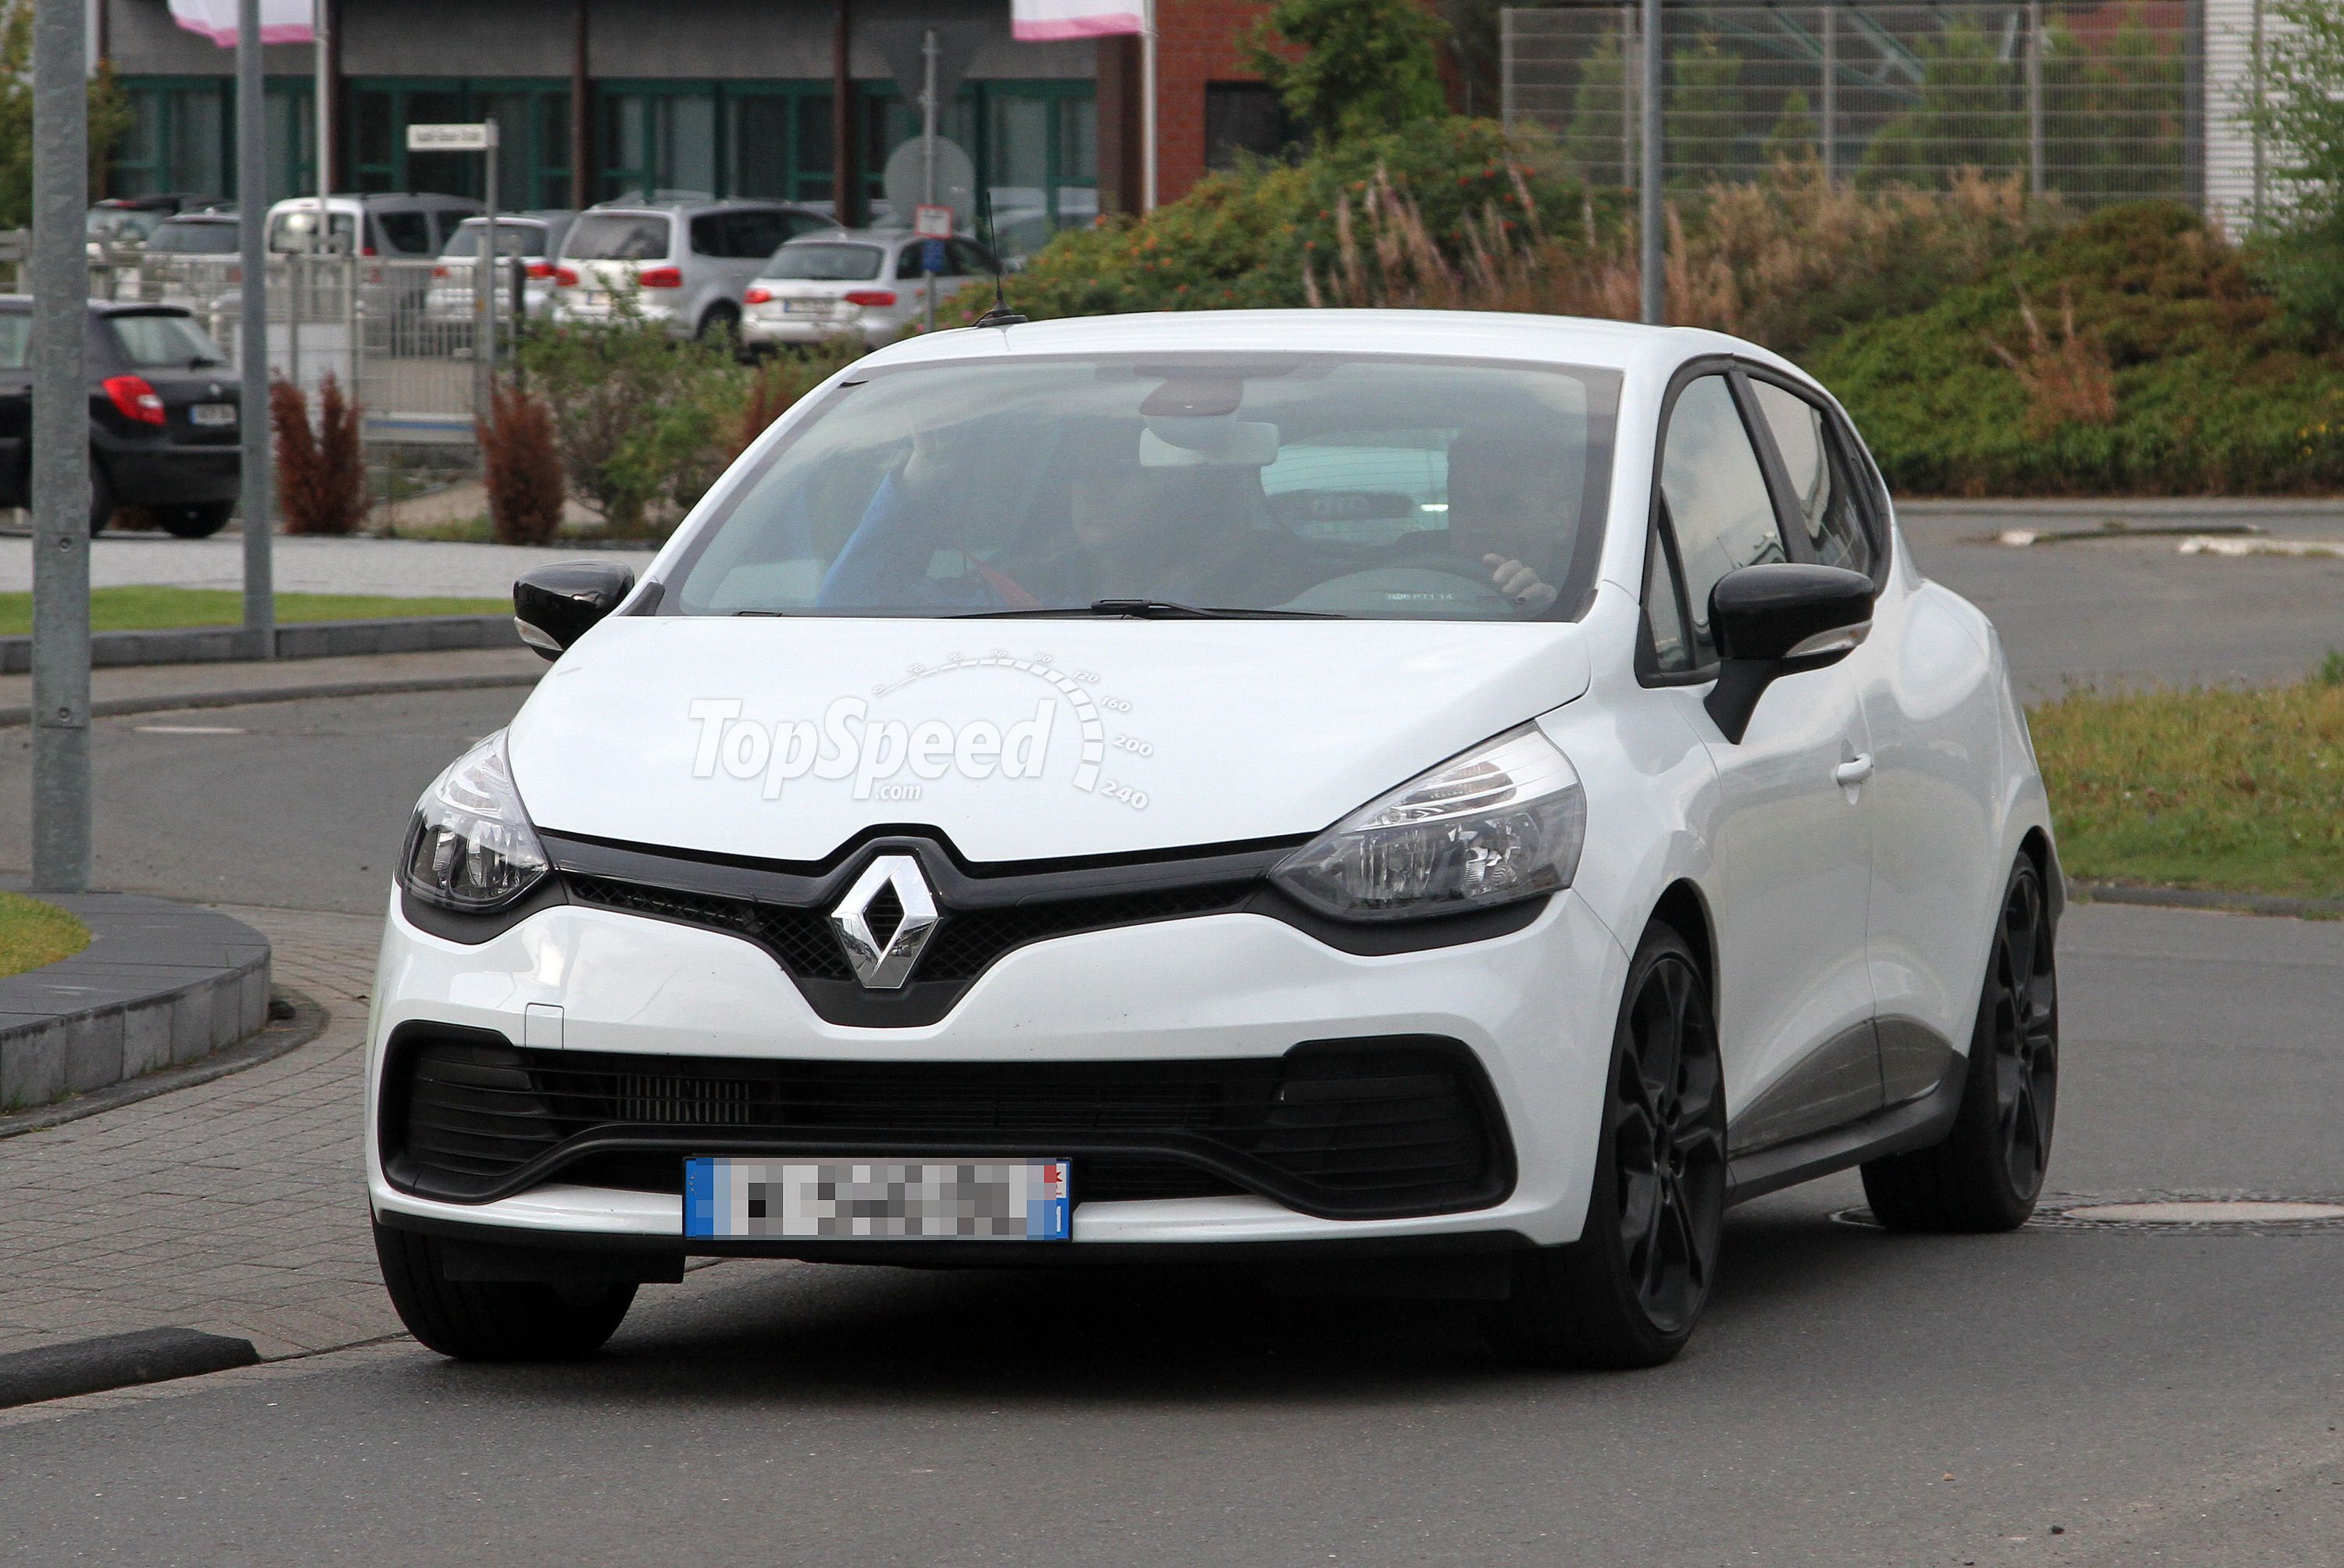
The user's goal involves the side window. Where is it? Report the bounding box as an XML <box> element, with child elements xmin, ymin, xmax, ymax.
<box><xmin>948</xmin><ymin>241</ymin><xmax>992</xmax><ymax>278</ymax></box>
<box><xmin>689</xmin><ymin>214</ymin><xmax>725</xmax><ymax>255</ymax></box>
<box><xmin>1645</xmin><ymin>513</ymin><xmax>1693</xmax><ymax>674</ymax></box>
<box><xmin>725</xmin><ymin>210</ymin><xmax>791</xmax><ymax>259</ymax></box>
<box><xmin>1750</xmin><ymin>380</ymin><xmax>1876</xmax><ymax>579</ymax></box>
<box><xmin>1658</xmin><ymin>374</ymin><xmax>1785</xmax><ymax>666</ymax></box>
<box><xmin>374</xmin><ymin>211</ymin><xmax>431</xmax><ymax>254</ymax></box>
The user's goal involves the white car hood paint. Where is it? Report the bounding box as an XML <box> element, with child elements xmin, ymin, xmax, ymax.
<box><xmin>507</xmin><ymin>616</ymin><xmax>1592</xmax><ymax>863</ymax></box>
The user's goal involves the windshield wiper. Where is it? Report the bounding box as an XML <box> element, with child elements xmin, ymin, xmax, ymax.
<box><xmin>956</xmin><ymin>598</ymin><xmax>1344</xmax><ymax>620</ymax></box>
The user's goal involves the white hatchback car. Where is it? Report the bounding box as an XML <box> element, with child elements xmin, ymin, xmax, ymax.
<box><xmin>740</xmin><ymin>230</ymin><xmax>1002</xmax><ymax>348</ymax></box>
<box><xmin>369</xmin><ymin>310</ymin><xmax>2060</xmax><ymax>1369</ymax></box>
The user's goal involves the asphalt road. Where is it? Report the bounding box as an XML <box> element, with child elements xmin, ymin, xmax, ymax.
<box><xmin>3</xmin><ymin>901</ymin><xmax>2341</xmax><ymax>1566</ymax></box>
<box><xmin>4</xmin><ymin>518</ymin><xmax>2344</xmax><ymax>1563</ymax></box>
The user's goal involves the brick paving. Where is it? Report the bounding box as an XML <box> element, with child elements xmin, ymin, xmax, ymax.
<box><xmin>0</xmin><ymin>905</ymin><xmax>396</xmax><ymax>1362</ymax></box>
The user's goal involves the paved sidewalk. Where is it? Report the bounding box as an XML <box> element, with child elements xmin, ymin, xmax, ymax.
<box><xmin>0</xmin><ymin>905</ymin><xmax>394</xmax><ymax>1362</ymax></box>
<box><xmin>0</xmin><ymin>534</ymin><xmax>659</xmax><ymax>598</ymax></box>
<box><xmin>0</xmin><ymin>645</ymin><xmax>543</xmax><ymax>726</ymax></box>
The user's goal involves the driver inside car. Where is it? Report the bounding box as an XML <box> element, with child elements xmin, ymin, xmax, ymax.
<box><xmin>1433</xmin><ymin>433</ymin><xmax>1582</xmax><ymax>613</ymax></box>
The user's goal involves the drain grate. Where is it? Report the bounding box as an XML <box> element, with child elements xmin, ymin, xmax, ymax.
<box><xmin>1834</xmin><ymin>1194</ymin><xmax>2344</xmax><ymax>1236</ymax></box>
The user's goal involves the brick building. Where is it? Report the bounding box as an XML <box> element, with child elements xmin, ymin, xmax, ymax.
<box><xmin>95</xmin><ymin>0</ymin><xmax>1331</xmax><ymax>257</ymax></box>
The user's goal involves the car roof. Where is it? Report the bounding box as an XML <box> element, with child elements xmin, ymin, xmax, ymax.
<box><xmin>782</xmin><ymin>228</ymin><xmax>921</xmax><ymax>247</ymax></box>
<box><xmin>852</xmin><ymin>307</ymin><xmax>1798</xmax><ymax>384</ymax></box>
<box><xmin>584</xmin><ymin>198</ymin><xmax>814</xmax><ymax>216</ymax></box>
<box><xmin>0</xmin><ymin>296</ymin><xmax>197</xmax><ymax>317</ymax></box>
<box><xmin>156</xmin><ymin>212</ymin><xmax>238</xmax><ymax>224</ymax></box>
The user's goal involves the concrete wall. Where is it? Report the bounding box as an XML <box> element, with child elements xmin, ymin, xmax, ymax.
<box><xmin>108</xmin><ymin>0</ymin><xmax>1092</xmax><ymax>84</ymax></box>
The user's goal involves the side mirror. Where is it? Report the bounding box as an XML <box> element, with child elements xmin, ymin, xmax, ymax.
<box><xmin>513</xmin><ymin>562</ymin><xmax>638</xmax><ymax>662</ymax></box>
<box><xmin>1702</xmin><ymin>563</ymin><xmax>1876</xmax><ymax>744</ymax></box>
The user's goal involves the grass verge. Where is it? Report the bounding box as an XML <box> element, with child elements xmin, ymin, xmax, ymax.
<box><xmin>0</xmin><ymin>891</ymin><xmax>91</xmax><ymax>980</ymax></box>
<box><xmin>0</xmin><ymin>587</ymin><xmax>509</xmax><ymax>636</ymax></box>
<box><xmin>2031</xmin><ymin>659</ymin><xmax>2344</xmax><ymax>901</ymax></box>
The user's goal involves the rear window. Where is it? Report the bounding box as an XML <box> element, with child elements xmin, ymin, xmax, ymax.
<box><xmin>441</xmin><ymin>222</ymin><xmax>548</xmax><ymax>259</ymax></box>
<box><xmin>109</xmin><ymin>313</ymin><xmax>228</xmax><ymax>368</ymax></box>
<box><xmin>374</xmin><ymin>211</ymin><xmax>434</xmax><ymax>254</ymax></box>
<box><xmin>269</xmin><ymin>209</ymin><xmax>357</xmax><ymax>254</ymax></box>
<box><xmin>148</xmin><ymin>220</ymin><xmax>239</xmax><ymax>255</ymax></box>
<box><xmin>766</xmin><ymin>243</ymin><xmax>884</xmax><ymax>282</ymax></box>
<box><xmin>566</xmin><ymin>214</ymin><xmax>671</xmax><ymax>262</ymax></box>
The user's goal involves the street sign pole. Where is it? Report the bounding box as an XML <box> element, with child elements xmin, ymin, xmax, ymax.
<box><xmin>30</xmin><ymin>0</ymin><xmax>91</xmax><ymax>891</ymax></box>
<box><xmin>238</xmin><ymin>0</ymin><xmax>274</xmax><ymax>658</ymax></box>
<box><xmin>1638</xmin><ymin>0</ymin><xmax>1663</xmax><ymax>325</ymax></box>
<box><xmin>407</xmin><ymin>123</ymin><xmax>500</xmax><ymax>421</ymax></box>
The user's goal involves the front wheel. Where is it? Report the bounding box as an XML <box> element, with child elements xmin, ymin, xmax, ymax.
<box><xmin>154</xmin><ymin>500</ymin><xmax>234</xmax><ymax>538</ymax></box>
<box><xmin>1860</xmin><ymin>852</ymin><xmax>2058</xmax><ymax>1232</ymax></box>
<box><xmin>373</xmin><ymin>1220</ymin><xmax>636</xmax><ymax>1361</ymax></box>
<box><xmin>1486</xmin><ymin>922</ymin><xmax>1727</xmax><ymax>1369</ymax></box>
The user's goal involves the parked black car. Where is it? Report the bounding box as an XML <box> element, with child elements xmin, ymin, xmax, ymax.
<box><xmin>0</xmin><ymin>299</ymin><xmax>242</xmax><ymax>537</ymax></box>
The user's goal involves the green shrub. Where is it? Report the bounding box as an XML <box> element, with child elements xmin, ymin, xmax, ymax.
<box><xmin>1809</xmin><ymin>202</ymin><xmax>2344</xmax><ymax>495</ymax></box>
<box><xmin>519</xmin><ymin>313</ymin><xmax>859</xmax><ymax>536</ymax></box>
<box><xmin>995</xmin><ymin>118</ymin><xmax>1582</xmax><ymax>321</ymax></box>
<box><xmin>1245</xmin><ymin>0</ymin><xmax>1449</xmax><ymax>141</ymax></box>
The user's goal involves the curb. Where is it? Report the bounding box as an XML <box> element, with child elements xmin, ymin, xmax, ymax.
<box><xmin>2071</xmin><ymin>880</ymin><xmax>2344</xmax><ymax>920</ymax></box>
<box><xmin>0</xmin><ymin>892</ymin><xmax>270</xmax><ymax>1115</ymax></box>
<box><xmin>0</xmin><ymin>613</ymin><xmax>518</xmax><ymax>676</ymax></box>
<box><xmin>0</xmin><ymin>668</ymin><xmax>541</xmax><ymax>728</ymax></box>
<box><xmin>0</xmin><ymin>1328</ymin><xmax>259</xmax><ymax>1410</ymax></box>
<box><xmin>0</xmin><ymin>987</ymin><xmax>327</xmax><ymax>1139</ymax></box>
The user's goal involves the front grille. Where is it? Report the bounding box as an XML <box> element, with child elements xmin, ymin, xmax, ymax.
<box><xmin>567</xmin><ymin>872</ymin><xmax>1256</xmax><ymax>988</ymax></box>
<box><xmin>382</xmin><ymin>1035</ymin><xmax>1510</xmax><ymax>1221</ymax></box>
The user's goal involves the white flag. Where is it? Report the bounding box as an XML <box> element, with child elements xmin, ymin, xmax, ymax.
<box><xmin>167</xmin><ymin>0</ymin><xmax>316</xmax><ymax>46</ymax></box>
<box><xmin>1011</xmin><ymin>0</ymin><xmax>1145</xmax><ymax>42</ymax></box>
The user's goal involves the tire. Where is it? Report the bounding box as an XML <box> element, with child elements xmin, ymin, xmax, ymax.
<box><xmin>1860</xmin><ymin>853</ymin><xmax>2059</xmax><ymax>1233</ymax></box>
<box><xmin>696</xmin><ymin>304</ymin><xmax>741</xmax><ymax>355</ymax></box>
<box><xmin>1486</xmin><ymin>922</ymin><xmax>1727</xmax><ymax>1370</ymax></box>
<box><xmin>154</xmin><ymin>500</ymin><xmax>234</xmax><ymax>538</ymax></box>
<box><xmin>88</xmin><ymin>460</ymin><xmax>115</xmax><ymax>534</ymax></box>
<box><xmin>373</xmin><ymin>1220</ymin><xmax>636</xmax><ymax>1362</ymax></box>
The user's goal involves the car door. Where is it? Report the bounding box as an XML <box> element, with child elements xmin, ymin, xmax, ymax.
<box><xmin>1643</xmin><ymin>368</ymin><xmax>1880</xmax><ymax>1153</ymax></box>
<box><xmin>1746</xmin><ymin>377</ymin><xmax>2003</xmax><ymax>1096</ymax></box>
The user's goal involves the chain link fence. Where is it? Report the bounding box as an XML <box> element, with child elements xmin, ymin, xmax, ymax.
<box><xmin>1502</xmin><ymin>0</ymin><xmax>2283</xmax><ymax>229</ymax></box>
<box><xmin>4</xmin><ymin>245</ymin><xmax>520</xmax><ymax>448</ymax></box>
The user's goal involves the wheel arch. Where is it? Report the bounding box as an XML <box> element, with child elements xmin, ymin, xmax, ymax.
<box><xmin>1646</xmin><ymin>878</ymin><xmax>1716</xmax><ymax>1002</ymax></box>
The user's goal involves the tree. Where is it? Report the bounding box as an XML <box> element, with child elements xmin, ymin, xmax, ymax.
<box><xmin>1762</xmin><ymin>88</ymin><xmax>1818</xmax><ymax>170</ymax></box>
<box><xmin>1860</xmin><ymin>20</ymin><xmax>2024</xmax><ymax>189</ymax></box>
<box><xmin>1245</xmin><ymin>0</ymin><xmax>1452</xmax><ymax>143</ymax></box>
<box><xmin>1667</xmin><ymin>32</ymin><xmax>1745</xmax><ymax>185</ymax></box>
<box><xmin>2241</xmin><ymin>0</ymin><xmax>2344</xmax><ymax>339</ymax></box>
<box><xmin>0</xmin><ymin>0</ymin><xmax>134</xmax><ymax>230</ymax></box>
<box><xmin>1563</xmin><ymin>23</ymin><xmax>1631</xmax><ymax>183</ymax></box>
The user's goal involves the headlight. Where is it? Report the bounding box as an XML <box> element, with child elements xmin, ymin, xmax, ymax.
<box><xmin>401</xmin><ymin>732</ymin><xmax>549</xmax><ymax>913</ymax></box>
<box><xmin>1272</xmin><ymin>725</ymin><xmax>1585</xmax><ymax>922</ymax></box>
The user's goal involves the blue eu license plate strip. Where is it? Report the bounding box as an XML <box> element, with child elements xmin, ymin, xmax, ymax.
<box><xmin>684</xmin><ymin>1158</ymin><xmax>1070</xmax><ymax>1241</ymax></box>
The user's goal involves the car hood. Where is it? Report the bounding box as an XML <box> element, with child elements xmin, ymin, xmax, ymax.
<box><xmin>508</xmin><ymin>616</ymin><xmax>1592</xmax><ymax>864</ymax></box>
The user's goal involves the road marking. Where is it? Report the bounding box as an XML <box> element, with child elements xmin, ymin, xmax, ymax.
<box><xmin>134</xmin><ymin>724</ymin><xmax>248</xmax><ymax>734</ymax></box>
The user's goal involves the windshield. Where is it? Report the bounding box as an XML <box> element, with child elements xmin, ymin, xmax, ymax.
<box><xmin>564</xmin><ymin>214</ymin><xmax>670</xmax><ymax>261</ymax></box>
<box><xmin>765</xmin><ymin>243</ymin><xmax>884</xmax><ymax>281</ymax></box>
<box><xmin>442</xmin><ymin>222</ymin><xmax>548</xmax><ymax>259</ymax></box>
<box><xmin>268</xmin><ymin>209</ymin><xmax>357</xmax><ymax>253</ymax></box>
<box><xmin>109</xmin><ymin>313</ymin><xmax>228</xmax><ymax>367</ymax></box>
<box><xmin>147</xmin><ymin>220</ymin><xmax>238</xmax><ymax>255</ymax></box>
<box><xmin>666</xmin><ymin>355</ymin><xmax>1620</xmax><ymax>621</ymax></box>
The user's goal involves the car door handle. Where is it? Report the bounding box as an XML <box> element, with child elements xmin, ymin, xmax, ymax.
<box><xmin>1833</xmin><ymin>754</ymin><xmax>1875</xmax><ymax>788</ymax></box>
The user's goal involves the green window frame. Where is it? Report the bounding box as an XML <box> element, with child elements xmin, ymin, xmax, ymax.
<box><xmin>346</xmin><ymin>79</ymin><xmax>572</xmax><ymax>209</ymax></box>
<box><xmin>593</xmin><ymin>80</ymin><xmax>835</xmax><ymax>206</ymax></box>
<box><xmin>857</xmin><ymin>80</ymin><xmax>1097</xmax><ymax>259</ymax></box>
<box><xmin>115</xmin><ymin>76</ymin><xmax>314</xmax><ymax>203</ymax></box>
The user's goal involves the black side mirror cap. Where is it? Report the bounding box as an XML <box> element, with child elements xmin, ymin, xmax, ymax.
<box><xmin>1702</xmin><ymin>563</ymin><xmax>1876</xmax><ymax>744</ymax></box>
<box><xmin>513</xmin><ymin>561</ymin><xmax>638</xmax><ymax>662</ymax></box>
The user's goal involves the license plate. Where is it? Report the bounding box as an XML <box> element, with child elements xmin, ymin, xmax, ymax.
<box><xmin>586</xmin><ymin>290</ymin><xmax>611</xmax><ymax>309</ymax></box>
<box><xmin>188</xmin><ymin>402</ymin><xmax>237</xmax><ymax>427</ymax></box>
<box><xmin>781</xmin><ymin>298</ymin><xmax>830</xmax><ymax>314</ymax></box>
<box><xmin>684</xmin><ymin>1157</ymin><xmax>1070</xmax><ymax>1241</ymax></box>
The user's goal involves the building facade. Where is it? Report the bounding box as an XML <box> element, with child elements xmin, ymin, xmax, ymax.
<box><xmin>99</xmin><ymin>0</ymin><xmax>1313</xmax><ymax>254</ymax></box>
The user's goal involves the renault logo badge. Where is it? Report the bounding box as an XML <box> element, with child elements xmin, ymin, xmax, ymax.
<box><xmin>828</xmin><ymin>854</ymin><xmax>940</xmax><ymax>989</ymax></box>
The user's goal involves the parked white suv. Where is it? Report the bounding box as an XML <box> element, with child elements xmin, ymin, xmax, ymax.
<box><xmin>368</xmin><ymin>309</ymin><xmax>2062</xmax><ymax>1371</ymax></box>
<box><xmin>741</xmin><ymin>229</ymin><xmax>1002</xmax><ymax>348</ymax></box>
<box><xmin>551</xmin><ymin>198</ymin><xmax>830</xmax><ymax>342</ymax></box>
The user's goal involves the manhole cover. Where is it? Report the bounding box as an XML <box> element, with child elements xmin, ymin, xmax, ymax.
<box><xmin>1835</xmin><ymin>1195</ymin><xmax>2344</xmax><ymax>1235</ymax></box>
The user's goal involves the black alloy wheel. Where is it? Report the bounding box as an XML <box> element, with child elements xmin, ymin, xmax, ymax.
<box><xmin>1488</xmin><ymin>922</ymin><xmax>1726</xmax><ymax>1368</ymax></box>
<box><xmin>1862</xmin><ymin>853</ymin><xmax>2059</xmax><ymax>1232</ymax></box>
